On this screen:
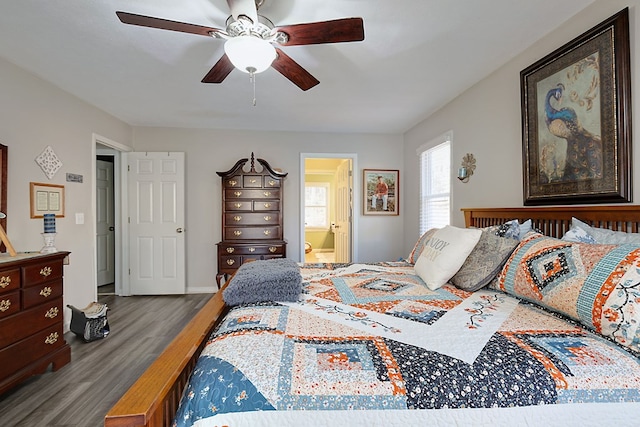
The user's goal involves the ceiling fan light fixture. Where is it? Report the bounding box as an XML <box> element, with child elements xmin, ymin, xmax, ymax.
<box><xmin>224</xmin><ymin>35</ymin><xmax>276</xmax><ymax>74</ymax></box>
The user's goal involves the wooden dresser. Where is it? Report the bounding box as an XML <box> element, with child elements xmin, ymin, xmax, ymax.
<box><xmin>0</xmin><ymin>252</ymin><xmax>71</xmax><ymax>395</ymax></box>
<box><xmin>216</xmin><ymin>153</ymin><xmax>287</xmax><ymax>287</ymax></box>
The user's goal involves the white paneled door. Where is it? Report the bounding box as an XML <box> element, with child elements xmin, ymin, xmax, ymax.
<box><xmin>128</xmin><ymin>152</ymin><xmax>185</xmax><ymax>295</ymax></box>
<box><xmin>96</xmin><ymin>159</ymin><xmax>115</xmax><ymax>286</ymax></box>
<box><xmin>335</xmin><ymin>159</ymin><xmax>352</xmax><ymax>263</ymax></box>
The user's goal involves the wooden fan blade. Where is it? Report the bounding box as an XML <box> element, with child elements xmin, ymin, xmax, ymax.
<box><xmin>202</xmin><ymin>54</ymin><xmax>235</xmax><ymax>83</ymax></box>
<box><xmin>276</xmin><ymin>17</ymin><xmax>364</xmax><ymax>46</ymax></box>
<box><xmin>116</xmin><ymin>11</ymin><xmax>223</xmax><ymax>37</ymax></box>
<box><xmin>271</xmin><ymin>48</ymin><xmax>319</xmax><ymax>91</ymax></box>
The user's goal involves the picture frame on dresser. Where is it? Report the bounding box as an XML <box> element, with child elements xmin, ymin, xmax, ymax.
<box><xmin>520</xmin><ymin>8</ymin><xmax>632</xmax><ymax>205</ymax></box>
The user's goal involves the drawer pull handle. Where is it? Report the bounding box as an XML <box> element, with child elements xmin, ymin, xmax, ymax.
<box><xmin>226</xmin><ymin>259</ymin><xmax>235</xmax><ymax>266</ymax></box>
<box><xmin>40</xmin><ymin>266</ymin><xmax>52</xmax><ymax>277</ymax></box>
<box><xmin>249</xmin><ymin>178</ymin><xmax>257</xmax><ymax>184</ymax></box>
<box><xmin>233</xmin><ymin>230</ymin><xmax>242</xmax><ymax>236</ymax></box>
<box><xmin>0</xmin><ymin>276</ymin><xmax>11</xmax><ymax>288</ymax></box>
<box><xmin>249</xmin><ymin>247</ymin><xmax>256</xmax><ymax>252</ymax></box>
<box><xmin>263</xmin><ymin>230</ymin><xmax>271</xmax><ymax>236</ymax></box>
<box><xmin>40</xmin><ymin>287</ymin><xmax>52</xmax><ymax>298</ymax></box>
<box><xmin>268</xmin><ymin>180</ymin><xmax>276</xmax><ymax>186</ymax></box>
<box><xmin>45</xmin><ymin>332</ymin><xmax>59</xmax><ymax>345</ymax></box>
<box><xmin>269</xmin><ymin>247</ymin><xmax>277</xmax><ymax>253</ymax></box>
<box><xmin>233</xmin><ymin>216</ymin><xmax>242</xmax><ymax>222</ymax></box>
<box><xmin>234</xmin><ymin>203</ymin><xmax>243</xmax><ymax>208</ymax></box>
<box><xmin>234</xmin><ymin>191</ymin><xmax>242</xmax><ymax>197</ymax></box>
<box><xmin>0</xmin><ymin>299</ymin><xmax>10</xmax><ymax>312</ymax></box>
<box><xmin>226</xmin><ymin>247</ymin><xmax>235</xmax><ymax>253</ymax></box>
<box><xmin>263</xmin><ymin>191</ymin><xmax>272</xmax><ymax>197</ymax></box>
<box><xmin>263</xmin><ymin>216</ymin><xmax>272</xmax><ymax>221</ymax></box>
<box><xmin>263</xmin><ymin>203</ymin><xmax>272</xmax><ymax>209</ymax></box>
<box><xmin>45</xmin><ymin>307</ymin><xmax>59</xmax><ymax>318</ymax></box>
<box><xmin>228</xmin><ymin>179</ymin><xmax>238</xmax><ymax>187</ymax></box>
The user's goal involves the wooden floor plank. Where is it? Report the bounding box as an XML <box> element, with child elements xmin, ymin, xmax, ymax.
<box><xmin>0</xmin><ymin>292</ymin><xmax>212</xmax><ymax>427</ymax></box>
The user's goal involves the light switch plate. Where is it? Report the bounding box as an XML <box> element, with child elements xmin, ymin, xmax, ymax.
<box><xmin>75</xmin><ymin>212</ymin><xmax>84</xmax><ymax>225</ymax></box>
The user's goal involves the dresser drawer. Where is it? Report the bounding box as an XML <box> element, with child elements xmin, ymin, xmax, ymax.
<box><xmin>0</xmin><ymin>297</ymin><xmax>63</xmax><ymax>348</ymax></box>
<box><xmin>0</xmin><ymin>268</ymin><xmax>20</xmax><ymax>293</ymax></box>
<box><xmin>23</xmin><ymin>259</ymin><xmax>64</xmax><ymax>288</ymax></box>
<box><xmin>0</xmin><ymin>291</ymin><xmax>20</xmax><ymax>320</ymax></box>
<box><xmin>225</xmin><ymin>212</ymin><xmax>280</xmax><ymax>226</ymax></box>
<box><xmin>0</xmin><ymin>323</ymin><xmax>65</xmax><ymax>378</ymax></box>
<box><xmin>263</xmin><ymin>176</ymin><xmax>280</xmax><ymax>188</ymax></box>
<box><xmin>223</xmin><ymin>175</ymin><xmax>242</xmax><ymax>188</ymax></box>
<box><xmin>224</xmin><ymin>188</ymin><xmax>280</xmax><ymax>200</ymax></box>
<box><xmin>224</xmin><ymin>226</ymin><xmax>280</xmax><ymax>240</ymax></box>
<box><xmin>219</xmin><ymin>244</ymin><xmax>284</xmax><ymax>256</ymax></box>
<box><xmin>219</xmin><ymin>255</ymin><xmax>241</xmax><ymax>270</ymax></box>
<box><xmin>225</xmin><ymin>201</ymin><xmax>252</xmax><ymax>211</ymax></box>
<box><xmin>252</xmin><ymin>200</ymin><xmax>280</xmax><ymax>212</ymax></box>
<box><xmin>22</xmin><ymin>279</ymin><xmax>63</xmax><ymax>309</ymax></box>
<box><xmin>242</xmin><ymin>175</ymin><xmax>263</xmax><ymax>188</ymax></box>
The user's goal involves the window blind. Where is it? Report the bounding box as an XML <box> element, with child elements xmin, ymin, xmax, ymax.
<box><xmin>419</xmin><ymin>141</ymin><xmax>451</xmax><ymax>234</ymax></box>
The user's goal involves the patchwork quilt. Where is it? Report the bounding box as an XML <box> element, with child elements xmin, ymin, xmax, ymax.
<box><xmin>173</xmin><ymin>262</ymin><xmax>640</xmax><ymax>427</ymax></box>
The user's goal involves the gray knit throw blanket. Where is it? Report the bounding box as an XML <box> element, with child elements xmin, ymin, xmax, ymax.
<box><xmin>222</xmin><ymin>258</ymin><xmax>302</xmax><ymax>306</ymax></box>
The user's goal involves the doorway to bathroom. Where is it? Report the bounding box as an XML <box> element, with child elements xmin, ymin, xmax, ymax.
<box><xmin>301</xmin><ymin>154</ymin><xmax>356</xmax><ymax>263</ymax></box>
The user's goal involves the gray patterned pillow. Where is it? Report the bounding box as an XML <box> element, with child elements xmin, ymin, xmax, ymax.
<box><xmin>450</xmin><ymin>230</ymin><xmax>519</xmax><ymax>292</ymax></box>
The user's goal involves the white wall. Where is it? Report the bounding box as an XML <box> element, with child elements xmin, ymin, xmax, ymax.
<box><xmin>403</xmin><ymin>0</ymin><xmax>640</xmax><ymax>256</ymax></box>
<box><xmin>0</xmin><ymin>57</ymin><xmax>132</xmax><ymax>329</ymax></box>
<box><xmin>132</xmin><ymin>127</ymin><xmax>405</xmax><ymax>292</ymax></box>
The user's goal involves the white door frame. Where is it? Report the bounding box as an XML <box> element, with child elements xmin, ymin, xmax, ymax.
<box><xmin>92</xmin><ymin>134</ymin><xmax>133</xmax><ymax>296</ymax></box>
<box><xmin>300</xmin><ymin>153</ymin><xmax>358</xmax><ymax>262</ymax></box>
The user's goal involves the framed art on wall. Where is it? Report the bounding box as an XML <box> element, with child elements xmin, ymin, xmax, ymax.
<box><xmin>363</xmin><ymin>169</ymin><xmax>399</xmax><ymax>215</ymax></box>
<box><xmin>30</xmin><ymin>182</ymin><xmax>65</xmax><ymax>218</ymax></box>
<box><xmin>520</xmin><ymin>8</ymin><xmax>631</xmax><ymax>205</ymax></box>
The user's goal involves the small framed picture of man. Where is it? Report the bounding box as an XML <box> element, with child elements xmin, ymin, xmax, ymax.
<box><xmin>363</xmin><ymin>169</ymin><xmax>399</xmax><ymax>216</ymax></box>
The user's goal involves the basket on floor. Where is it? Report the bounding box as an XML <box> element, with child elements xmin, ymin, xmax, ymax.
<box><xmin>67</xmin><ymin>302</ymin><xmax>110</xmax><ymax>342</ymax></box>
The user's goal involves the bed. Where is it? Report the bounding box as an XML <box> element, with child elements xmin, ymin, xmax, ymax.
<box><xmin>105</xmin><ymin>206</ymin><xmax>640</xmax><ymax>427</ymax></box>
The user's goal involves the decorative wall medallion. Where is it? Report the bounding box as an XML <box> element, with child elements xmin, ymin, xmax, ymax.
<box><xmin>35</xmin><ymin>146</ymin><xmax>63</xmax><ymax>180</ymax></box>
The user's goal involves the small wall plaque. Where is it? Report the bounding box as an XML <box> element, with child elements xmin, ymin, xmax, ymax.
<box><xmin>66</xmin><ymin>173</ymin><xmax>83</xmax><ymax>183</ymax></box>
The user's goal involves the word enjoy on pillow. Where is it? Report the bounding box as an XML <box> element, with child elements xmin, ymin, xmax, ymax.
<box><xmin>407</xmin><ymin>228</ymin><xmax>439</xmax><ymax>264</ymax></box>
<box><xmin>495</xmin><ymin>232</ymin><xmax>640</xmax><ymax>353</ymax></box>
<box><xmin>414</xmin><ymin>225</ymin><xmax>482</xmax><ymax>291</ymax></box>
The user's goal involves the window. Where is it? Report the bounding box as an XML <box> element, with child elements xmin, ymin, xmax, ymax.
<box><xmin>418</xmin><ymin>136</ymin><xmax>451</xmax><ymax>234</ymax></box>
<box><xmin>305</xmin><ymin>182</ymin><xmax>330</xmax><ymax>229</ymax></box>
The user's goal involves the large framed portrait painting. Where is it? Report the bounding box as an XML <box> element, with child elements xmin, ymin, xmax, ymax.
<box><xmin>521</xmin><ymin>8</ymin><xmax>631</xmax><ymax>205</ymax></box>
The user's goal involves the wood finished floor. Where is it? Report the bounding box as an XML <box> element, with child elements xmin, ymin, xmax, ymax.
<box><xmin>0</xmin><ymin>292</ymin><xmax>213</xmax><ymax>427</ymax></box>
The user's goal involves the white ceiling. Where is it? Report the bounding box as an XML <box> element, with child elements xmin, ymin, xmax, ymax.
<box><xmin>0</xmin><ymin>0</ymin><xmax>596</xmax><ymax>135</ymax></box>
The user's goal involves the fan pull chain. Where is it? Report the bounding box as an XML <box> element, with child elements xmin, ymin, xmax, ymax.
<box><xmin>250</xmin><ymin>71</ymin><xmax>257</xmax><ymax>106</ymax></box>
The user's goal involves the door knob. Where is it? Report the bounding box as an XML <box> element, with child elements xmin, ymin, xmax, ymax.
<box><xmin>109</xmin><ymin>226</ymin><xmax>115</xmax><ymax>231</ymax></box>
<box><xmin>176</xmin><ymin>228</ymin><xmax>184</xmax><ymax>233</ymax></box>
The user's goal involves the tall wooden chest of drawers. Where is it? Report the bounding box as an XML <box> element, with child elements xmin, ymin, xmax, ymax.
<box><xmin>0</xmin><ymin>252</ymin><xmax>71</xmax><ymax>395</ymax></box>
<box><xmin>216</xmin><ymin>153</ymin><xmax>287</xmax><ymax>286</ymax></box>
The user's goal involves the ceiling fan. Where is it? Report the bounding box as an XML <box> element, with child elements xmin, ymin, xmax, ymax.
<box><xmin>116</xmin><ymin>0</ymin><xmax>365</xmax><ymax>91</ymax></box>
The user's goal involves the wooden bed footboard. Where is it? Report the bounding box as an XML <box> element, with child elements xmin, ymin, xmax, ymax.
<box><xmin>104</xmin><ymin>290</ymin><xmax>228</xmax><ymax>427</ymax></box>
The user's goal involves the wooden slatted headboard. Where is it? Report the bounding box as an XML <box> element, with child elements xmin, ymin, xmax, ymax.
<box><xmin>462</xmin><ymin>206</ymin><xmax>640</xmax><ymax>239</ymax></box>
